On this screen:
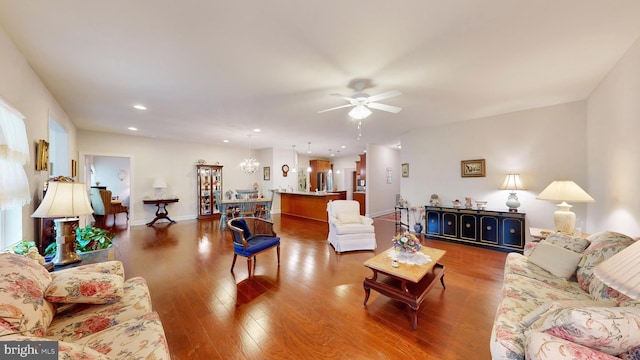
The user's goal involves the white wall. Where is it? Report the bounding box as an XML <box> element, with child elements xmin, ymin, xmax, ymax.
<box><xmin>0</xmin><ymin>25</ymin><xmax>77</xmax><ymax>240</ymax></box>
<box><xmin>92</xmin><ymin>156</ymin><xmax>131</xmax><ymax>205</ymax></box>
<box><xmin>367</xmin><ymin>145</ymin><xmax>401</xmax><ymax>217</ymax></box>
<box><xmin>587</xmin><ymin>36</ymin><xmax>640</xmax><ymax>237</ymax></box>
<box><xmin>400</xmin><ymin>101</ymin><xmax>588</xmax><ymax>231</ymax></box>
<box><xmin>78</xmin><ymin>130</ymin><xmax>267</xmax><ymax>225</ymax></box>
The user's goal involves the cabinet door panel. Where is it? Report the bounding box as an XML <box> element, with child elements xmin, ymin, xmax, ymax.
<box><xmin>441</xmin><ymin>212</ymin><xmax>457</xmax><ymax>238</ymax></box>
<box><xmin>480</xmin><ymin>215</ymin><xmax>499</xmax><ymax>245</ymax></box>
<box><xmin>460</xmin><ymin>214</ymin><xmax>477</xmax><ymax>241</ymax></box>
<box><xmin>501</xmin><ymin>218</ymin><xmax>524</xmax><ymax>249</ymax></box>
<box><xmin>426</xmin><ymin>210</ymin><xmax>440</xmax><ymax>235</ymax></box>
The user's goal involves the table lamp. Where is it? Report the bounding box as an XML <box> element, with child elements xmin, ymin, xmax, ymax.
<box><xmin>152</xmin><ymin>177</ymin><xmax>167</xmax><ymax>199</ymax></box>
<box><xmin>31</xmin><ymin>182</ymin><xmax>94</xmax><ymax>265</ymax></box>
<box><xmin>499</xmin><ymin>174</ymin><xmax>526</xmax><ymax>212</ymax></box>
<box><xmin>536</xmin><ymin>180</ymin><xmax>594</xmax><ymax>234</ymax></box>
<box><xmin>594</xmin><ymin>240</ymin><xmax>640</xmax><ymax>301</ymax></box>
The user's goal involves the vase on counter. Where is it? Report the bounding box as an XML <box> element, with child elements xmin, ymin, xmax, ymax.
<box><xmin>413</xmin><ymin>223</ymin><xmax>423</xmax><ymax>234</ymax></box>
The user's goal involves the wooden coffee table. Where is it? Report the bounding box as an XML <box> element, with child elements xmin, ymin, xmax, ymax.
<box><xmin>363</xmin><ymin>246</ymin><xmax>446</xmax><ymax>330</ymax></box>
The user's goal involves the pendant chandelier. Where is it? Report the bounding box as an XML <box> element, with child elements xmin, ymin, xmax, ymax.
<box><xmin>240</xmin><ymin>135</ymin><xmax>259</xmax><ymax>175</ymax></box>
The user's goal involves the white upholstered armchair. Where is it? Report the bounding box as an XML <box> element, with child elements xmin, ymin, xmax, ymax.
<box><xmin>326</xmin><ymin>200</ymin><xmax>377</xmax><ymax>253</ymax></box>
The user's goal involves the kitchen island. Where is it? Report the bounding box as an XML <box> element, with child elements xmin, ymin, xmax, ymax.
<box><xmin>278</xmin><ymin>191</ymin><xmax>346</xmax><ymax>222</ymax></box>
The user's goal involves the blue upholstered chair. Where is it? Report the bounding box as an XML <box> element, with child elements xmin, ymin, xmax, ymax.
<box><xmin>227</xmin><ymin>217</ymin><xmax>280</xmax><ymax>277</ymax></box>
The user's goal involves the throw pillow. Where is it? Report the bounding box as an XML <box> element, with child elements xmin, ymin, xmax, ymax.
<box><xmin>531</xmin><ymin>306</ymin><xmax>640</xmax><ymax>356</ymax></box>
<box><xmin>45</xmin><ymin>272</ymin><xmax>123</xmax><ymax>304</ymax></box>
<box><xmin>527</xmin><ymin>241</ymin><xmax>582</xmax><ymax>279</ymax></box>
<box><xmin>545</xmin><ymin>233</ymin><xmax>590</xmax><ymax>253</ymax></box>
<box><xmin>526</xmin><ymin>331</ymin><xmax>620</xmax><ymax>360</ymax></box>
<box><xmin>337</xmin><ymin>212</ymin><xmax>361</xmax><ymax>224</ymax></box>
<box><xmin>576</xmin><ymin>231</ymin><xmax>635</xmax><ymax>292</ymax></box>
<box><xmin>620</xmin><ymin>345</ymin><xmax>640</xmax><ymax>360</ymax></box>
<box><xmin>522</xmin><ymin>299</ymin><xmax>617</xmax><ymax>328</ymax></box>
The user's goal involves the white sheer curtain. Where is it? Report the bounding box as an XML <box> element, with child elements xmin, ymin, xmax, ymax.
<box><xmin>0</xmin><ymin>98</ymin><xmax>31</xmax><ymax>210</ymax></box>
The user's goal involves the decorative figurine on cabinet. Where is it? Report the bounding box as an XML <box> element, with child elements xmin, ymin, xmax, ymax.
<box><xmin>465</xmin><ymin>197</ymin><xmax>473</xmax><ymax>209</ymax></box>
<box><xmin>429</xmin><ymin>194</ymin><xmax>441</xmax><ymax>206</ymax></box>
<box><xmin>452</xmin><ymin>199</ymin><xmax>462</xmax><ymax>208</ymax></box>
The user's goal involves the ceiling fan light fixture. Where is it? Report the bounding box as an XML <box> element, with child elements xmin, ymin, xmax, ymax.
<box><xmin>349</xmin><ymin>105</ymin><xmax>372</xmax><ymax>120</ymax></box>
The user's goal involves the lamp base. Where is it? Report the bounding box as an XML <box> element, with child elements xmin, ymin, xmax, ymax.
<box><xmin>506</xmin><ymin>192</ymin><xmax>521</xmax><ymax>212</ymax></box>
<box><xmin>52</xmin><ymin>218</ymin><xmax>82</xmax><ymax>266</ymax></box>
<box><xmin>553</xmin><ymin>202</ymin><xmax>576</xmax><ymax>234</ymax></box>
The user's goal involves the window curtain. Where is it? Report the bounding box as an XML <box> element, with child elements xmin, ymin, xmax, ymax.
<box><xmin>0</xmin><ymin>98</ymin><xmax>31</xmax><ymax>210</ymax></box>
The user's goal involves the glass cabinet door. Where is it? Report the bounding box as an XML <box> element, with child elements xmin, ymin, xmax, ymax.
<box><xmin>197</xmin><ymin>165</ymin><xmax>223</xmax><ymax>219</ymax></box>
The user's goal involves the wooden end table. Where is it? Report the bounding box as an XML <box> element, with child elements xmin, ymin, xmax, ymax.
<box><xmin>143</xmin><ymin>198</ymin><xmax>179</xmax><ymax>226</ymax></box>
<box><xmin>363</xmin><ymin>246</ymin><xmax>446</xmax><ymax>330</ymax></box>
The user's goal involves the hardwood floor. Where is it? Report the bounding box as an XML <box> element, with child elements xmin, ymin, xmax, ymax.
<box><xmin>105</xmin><ymin>214</ymin><xmax>507</xmax><ymax>360</ymax></box>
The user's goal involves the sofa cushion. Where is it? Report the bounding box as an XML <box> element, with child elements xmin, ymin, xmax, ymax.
<box><xmin>576</xmin><ymin>231</ymin><xmax>635</xmax><ymax>292</ymax></box>
<box><xmin>531</xmin><ymin>306</ymin><xmax>640</xmax><ymax>356</ymax></box>
<box><xmin>47</xmin><ymin>277</ymin><xmax>153</xmax><ymax>342</ymax></box>
<box><xmin>619</xmin><ymin>345</ymin><xmax>640</xmax><ymax>360</ymax></box>
<box><xmin>522</xmin><ymin>299</ymin><xmax>617</xmax><ymax>328</ymax></box>
<box><xmin>74</xmin><ymin>312</ymin><xmax>170</xmax><ymax>360</ymax></box>
<box><xmin>0</xmin><ymin>253</ymin><xmax>56</xmax><ymax>336</ymax></box>
<box><xmin>45</xmin><ymin>272</ymin><xmax>124</xmax><ymax>305</ymax></box>
<box><xmin>544</xmin><ymin>233</ymin><xmax>590</xmax><ymax>253</ymax></box>
<box><xmin>51</xmin><ymin>260</ymin><xmax>125</xmax><ymax>280</ymax></box>
<box><xmin>337</xmin><ymin>212</ymin><xmax>361</xmax><ymax>224</ymax></box>
<box><xmin>332</xmin><ymin>222</ymin><xmax>375</xmax><ymax>235</ymax></box>
<box><xmin>526</xmin><ymin>331</ymin><xmax>619</xmax><ymax>360</ymax></box>
<box><xmin>527</xmin><ymin>241</ymin><xmax>582</xmax><ymax>279</ymax></box>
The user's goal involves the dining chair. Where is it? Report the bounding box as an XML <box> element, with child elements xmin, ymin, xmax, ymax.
<box><xmin>227</xmin><ymin>217</ymin><xmax>280</xmax><ymax>278</ymax></box>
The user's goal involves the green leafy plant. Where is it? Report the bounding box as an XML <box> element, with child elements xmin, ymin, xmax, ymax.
<box><xmin>8</xmin><ymin>240</ymin><xmax>37</xmax><ymax>255</ymax></box>
<box><xmin>44</xmin><ymin>225</ymin><xmax>115</xmax><ymax>255</ymax></box>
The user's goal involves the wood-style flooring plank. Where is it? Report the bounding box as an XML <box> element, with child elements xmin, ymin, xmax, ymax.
<box><xmin>104</xmin><ymin>214</ymin><xmax>507</xmax><ymax>360</ymax></box>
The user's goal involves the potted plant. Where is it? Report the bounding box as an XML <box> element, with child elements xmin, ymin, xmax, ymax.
<box><xmin>44</xmin><ymin>225</ymin><xmax>115</xmax><ymax>255</ymax></box>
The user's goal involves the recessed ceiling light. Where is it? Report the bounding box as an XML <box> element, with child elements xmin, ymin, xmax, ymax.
<box><xmin>340</xmin><ymin>145</ymin><xmax>346</xmax><ymax>149</ymax></box>
<box><xmin>223</xmin><ymin>139</ymin><xmax>229</xmax><ymax>143</ymax></box>
<box><xmin>253</xmin><ymin>128</ymin><xmax>261</xmax><ymax>132</ymax></box>
<box><xmin>128</xmin><ymin>127</ymin><xmax>138</xmax><ymax>131</ymax></box>
<box><xmin>133</xmin><ymin>105</ymin><xmax>147</xmax><ymax>110</ymax></box>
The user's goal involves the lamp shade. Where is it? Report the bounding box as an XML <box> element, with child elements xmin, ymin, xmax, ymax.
<box><xmin>499</xmin><ymin>174</ymin><xmax>526</xmax><ymax>190</ymax></box>
<box><xmin>594</xmin><ymin>240</ymin><xmax>640</xmax><ymax>300</ymax></box>
<box><xmin>31</xmin><ymin>182</ymin><xmax>94</xmax><ymax>218</ymax></box>
<box><xmin>152</xmin><ymin>177</ymin><xmax>167</xmax><ymax>189</ymax></box>
<box><xmin>536</xmin><ymin>181</ymin><xmax>595</xmax><ymax>202</ymax></box>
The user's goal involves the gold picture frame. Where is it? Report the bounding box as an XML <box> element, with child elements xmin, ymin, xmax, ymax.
<box><xmin>36</xmin><ymin>139</ymin><xmax>49</xmax><ymax>171</ymax></box>
<box><xmin>461</xmin><ymin>159</ymin><xmax>486</xmax><ymax>177</ymax></box>
<box><xmin>401</xmin><ymin>163</ymin><xmax>409</xmax><ymax>177</ymax></box>
<box><xmin>71</xmin><ymin>159</ymin><xmax>77</xmax><ymax>177</ymax></box>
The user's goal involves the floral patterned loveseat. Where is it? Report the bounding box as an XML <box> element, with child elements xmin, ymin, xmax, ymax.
<box><xmin>0</xmin><ymin>253</ymin><xmax>170</xmax><ymax>359</ymax></box>
<box><xmin>490</xmin><ymin>231</ymin><xmax>640</xmax><ymax>360</ymax></box>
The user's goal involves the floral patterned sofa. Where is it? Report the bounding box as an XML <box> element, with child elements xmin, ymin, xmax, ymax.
<box><xmin>0</xmin><ymin>253</ymin><xmax>170</xmax><ymax>359</ymax></box>
<box><xmin>490</xmin><ymin>231</ymin><xmax>640</xmax><ymax>360</ymax></box>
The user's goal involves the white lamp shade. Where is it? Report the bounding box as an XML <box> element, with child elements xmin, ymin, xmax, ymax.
<box><xmin>594</xmin><ymin>240</ymin><xmax>640</xmax><ymax>300</ymax></box>
<box><xmin>152</xmin><ymin>177</ymin><xmax>168</xmax><ymax>188</ymax></box>
<box><xmin>536</xmin><ymin>181</ymin><xmax>595</xmax><ymax>203</ymax></box>
<box><xmin>31</xmin><ymin>182</ymin><xmax>94</xmax><ymax>218</ymax></box>
<box><xmin>500</xmin><ymin>174</ymin><xmax>526</xmax><ymax>190</ymax></box>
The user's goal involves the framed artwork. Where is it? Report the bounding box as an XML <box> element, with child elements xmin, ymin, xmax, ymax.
<box><xmin>71</xmin><ymin>159</ymin><xmax>77</xmax><ymax>177</ymax></box>
<box><xmin>461</xmin><ymin>159</ymin><xmax>486</xmax><ymax>177</ymax></box>
<box><xmin>401</xmin><ymin>163</ymin><xmax>409</xmax><ymax>177</ymax></box>
<box><xmin>263</xmin><ymin>166</ymin><xmax>271</xmax><ymax>181</ymax></box>
<box><xmin>36</xmin><ymin>139</ymin><xmax>49</xmax><ymax>171</ymax></box>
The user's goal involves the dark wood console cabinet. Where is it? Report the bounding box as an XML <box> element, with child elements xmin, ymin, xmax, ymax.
<box><xmin>425</xmin><ymin>206</ymin><xmax>525</xmax><ymax>253</ymax></box>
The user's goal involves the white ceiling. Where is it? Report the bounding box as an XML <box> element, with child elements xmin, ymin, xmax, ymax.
<box><xmin>1</xmin><ymin>1</ymin><xmax>639</xmax><ymax>157</ymax></box>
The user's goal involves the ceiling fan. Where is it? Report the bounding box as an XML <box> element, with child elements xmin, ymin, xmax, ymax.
<box><xmin>318</xmin><ymin>80</ymin><xmax>402</xmax><ymax>120</ymax></box>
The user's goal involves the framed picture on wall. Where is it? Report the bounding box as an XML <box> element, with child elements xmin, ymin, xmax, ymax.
<box><xmin>36</xmin><ymin>139</ymin><xmax>49</xmax><ymax>171</ymax></box>
<box><xmin>461</xmin><ymin>159</ymin><xmax>486</xmax><ymax>177</ymax></box>
<box><xmin>263</xmin><ymin>166</ymin><xmax>270</xmax><ymax>181</ymax></box>
<box><xmin>71</xmin><ymin>159</ymin><xmax>77</xmax><ymax>177</ymax></box>
<box><xmin>401</xmin><ymin>163</ymin><xmax>409</xmax><ymax>177</ymax></box>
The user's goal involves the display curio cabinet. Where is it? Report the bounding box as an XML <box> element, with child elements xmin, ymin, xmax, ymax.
<box><xmin>197</xmin><ymin>165</ymin><xmax>223</xmax><ymax>219</ymax></box>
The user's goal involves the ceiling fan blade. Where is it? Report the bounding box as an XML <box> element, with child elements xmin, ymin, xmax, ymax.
<box><xmin>317</xmin><ymin>104</ymin><xmax>354</xmax><ymax>114</ymax></box>
<box><xmin>365</xmin><ymin>90</ymin><xmax>402</xmax><ymax>103</ymax></box>
<box><xmin>367</xmin><ymin>102</ymin><xmax>402</xmax><ymax>113</ymax></box>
